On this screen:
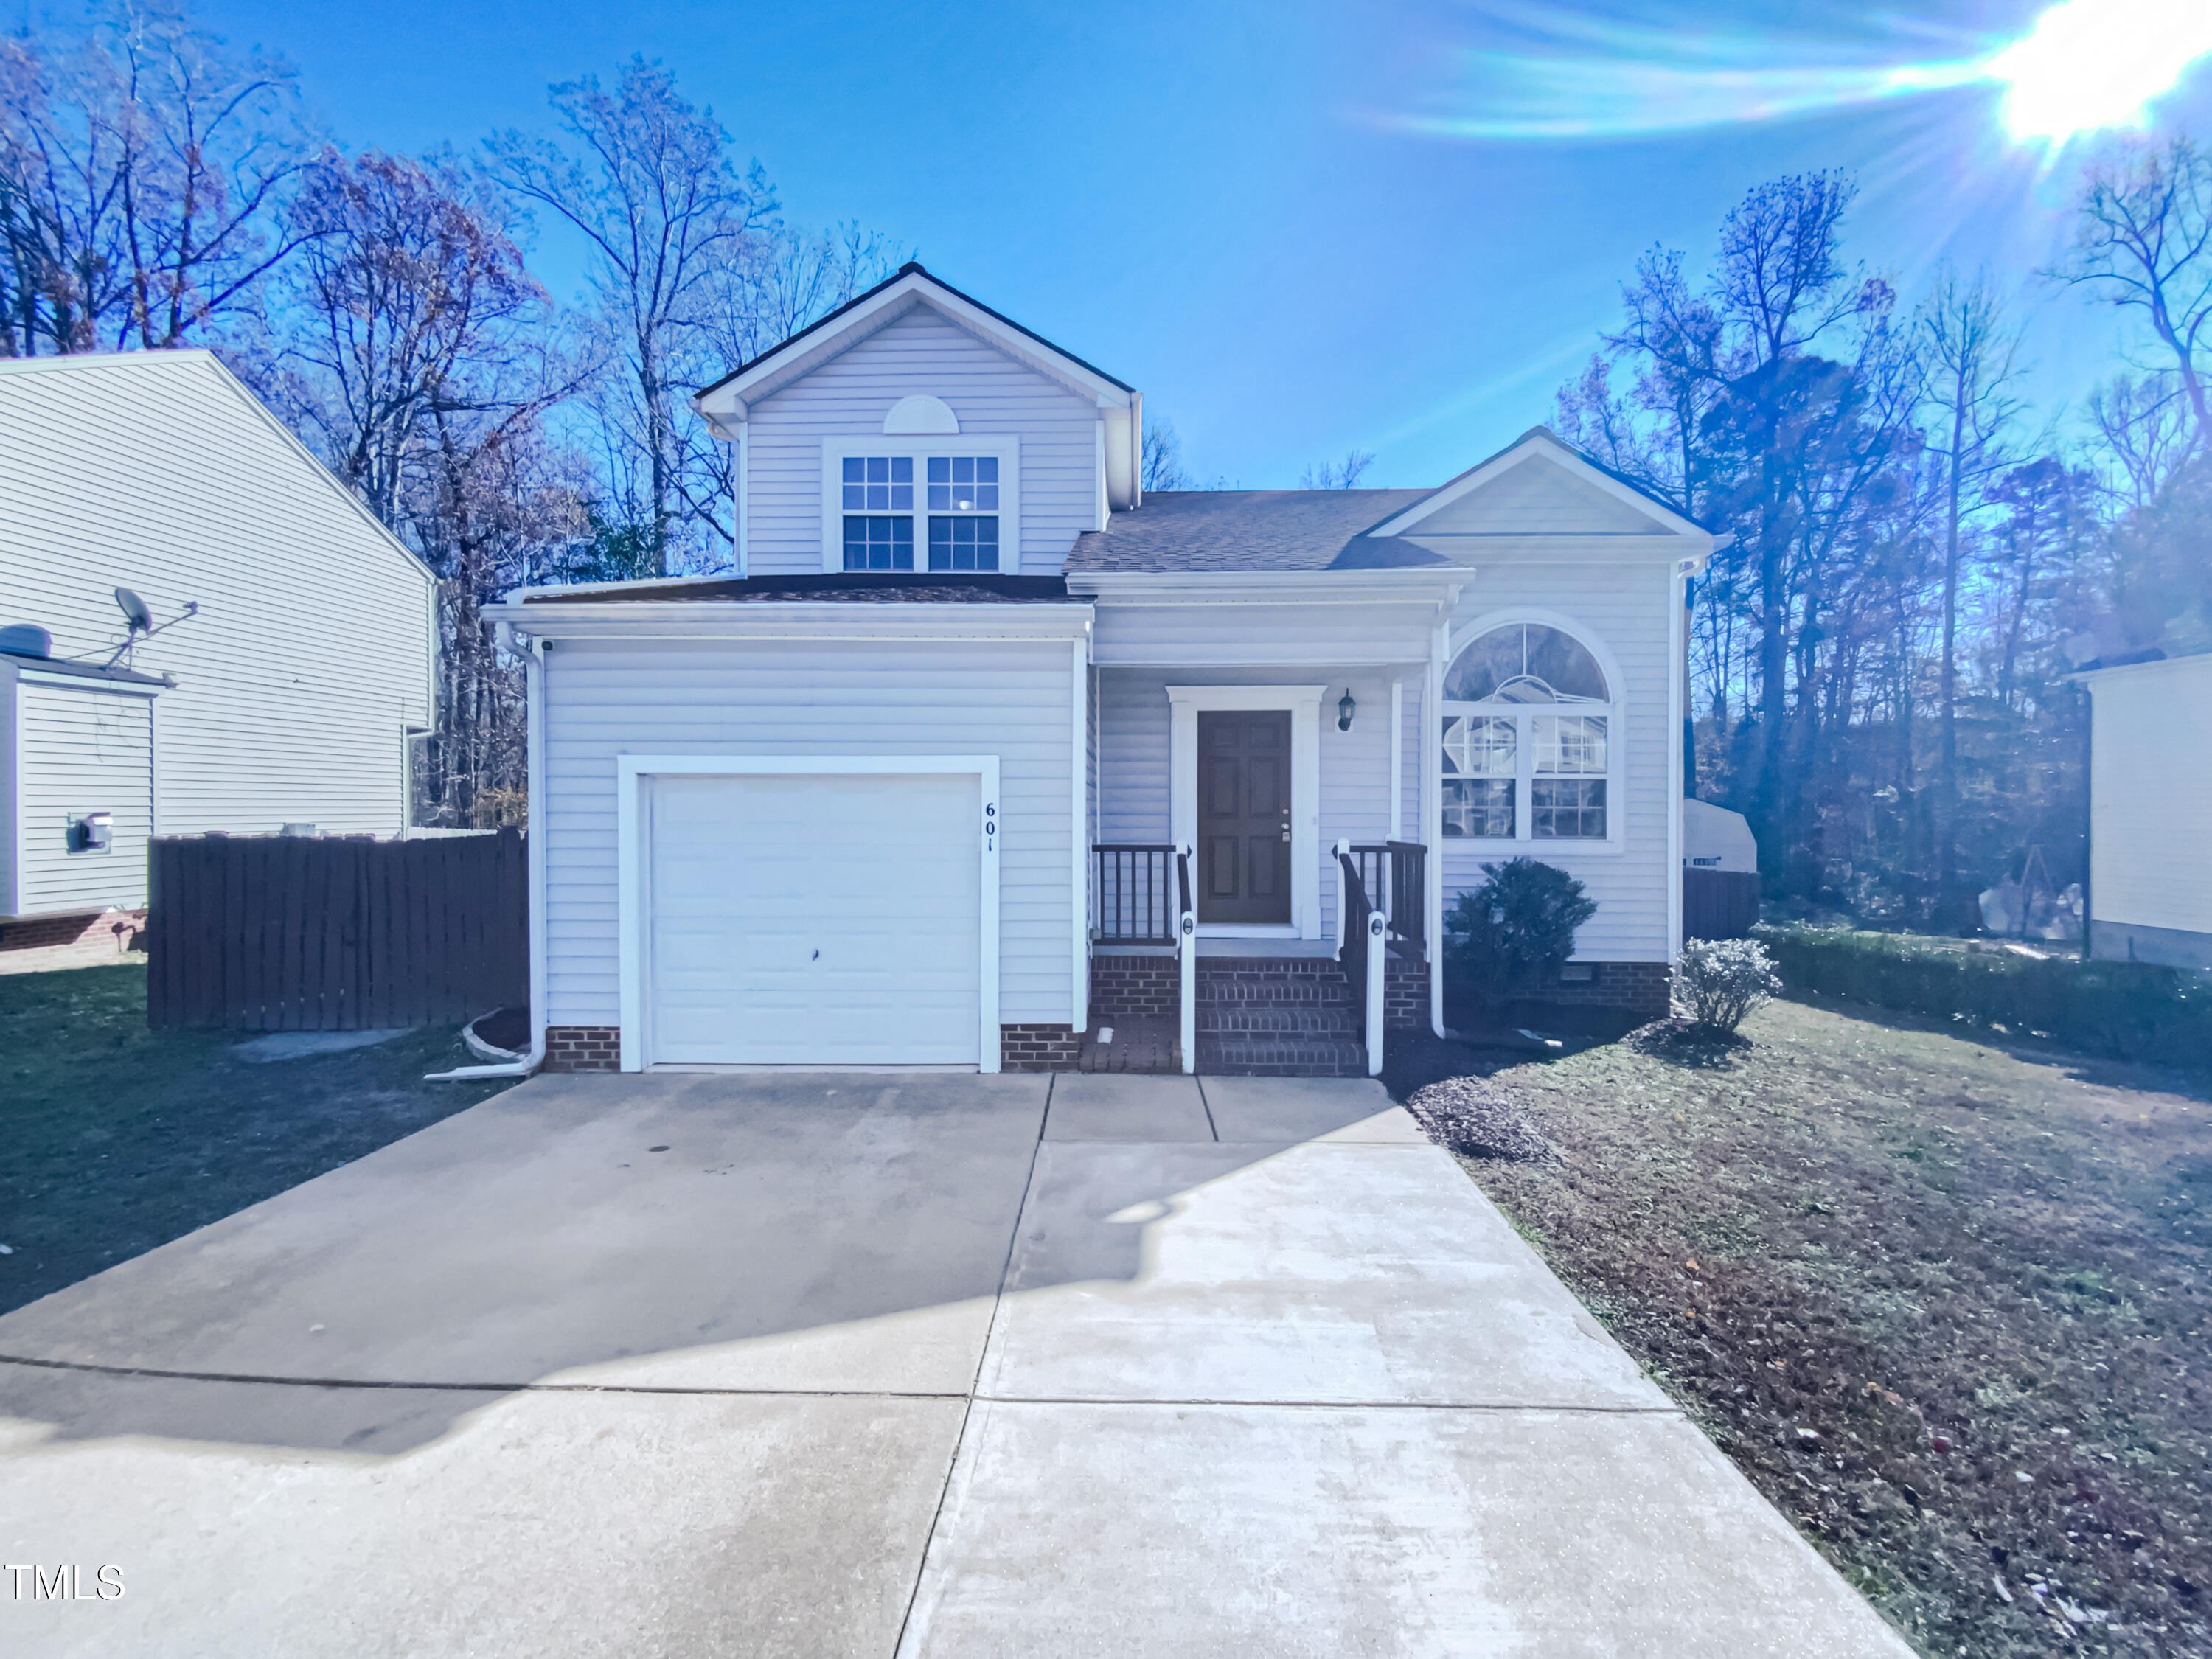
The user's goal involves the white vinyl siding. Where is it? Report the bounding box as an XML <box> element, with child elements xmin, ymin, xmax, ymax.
<box><xmin>1404</xmin><ymin>455</ymin><xmax>1672</xmax><ymax>536</ymax></box>
<box><xmin>10</xmin><ymin>678</ymin><xmax>154</xmax><ymax>917</ymax></box>
<box><xmin>540</xmin><ymin>636</ymin><xmax>1077</xmax><ymax>1029</ymax></box>
<box><xmin>1097</xmin><ymin>665</ymin><xmax>1412</xmax><ymax>942</ymax></box>
<box><xmin>2086</xmin><ymin>655</ymin><xmax>2212</xmax><ymax>938</ymax></box>
<box><xmin>0</xmin><ymin>352</ymin><xmax>434</xmax><ymax>839</ymax></box>
<box><xmin>746</xmin><ymin>307</ymin><xmax>1099</xmax><ymax>577</ymax></box>
<box><xmin>1088</xmin><ymin>551</ymin><xmax>1674</xmax><ymax>963</ymax></box>
<box><xmin>1437</xmin><ymin>562</ymin><xmax>1676</xmax><ymax>961</ymax></box>
<box><xmin>1091</xmin><ymin>599</ymin><xmax>1441</xmax><ymax>668</ymax></box>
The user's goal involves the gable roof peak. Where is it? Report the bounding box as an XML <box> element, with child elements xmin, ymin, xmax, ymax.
<box><xmin>693</xmin><ymin>260</ymin><xmax>1135</xmax><ymax>413</ymax></box>
<box><xmin>1362</xmin><ymin>422</ymin><xmax>1712</xmax><ymax>540</ymax></box>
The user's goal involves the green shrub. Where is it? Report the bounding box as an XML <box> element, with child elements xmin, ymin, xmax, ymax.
<box><xmin>1675</xmin><ymin>939</ymin><xmax>1781</xmax><ymax>1034</ymax></box>
<box><xmin>1761</xmin><ymin>927</ymin><xmax>2212</xmax><ymax>1070</ymax></box>
<box><xmin>1447</xmin><ymin>858</ymin><xmax>1597</xmax><ymax>1006</ymax></box>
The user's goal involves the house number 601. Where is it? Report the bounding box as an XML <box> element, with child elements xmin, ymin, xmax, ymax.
<box><xmin>984</xmin><ymin>802</ymin><xmax>996</xmax><ymax>849</ymax></box>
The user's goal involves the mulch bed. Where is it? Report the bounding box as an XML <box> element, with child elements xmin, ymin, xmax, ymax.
<box><xmin>1386</xmin><ymin>1000</ymin><xmax>2211</xmax><ymax>1659</ymax></box>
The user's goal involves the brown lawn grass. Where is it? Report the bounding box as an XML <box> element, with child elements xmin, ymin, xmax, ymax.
<box><xmin>1391</xmin><ymin>994</ymin><xmax>2211</xmax><ymax>1658</ymax></box>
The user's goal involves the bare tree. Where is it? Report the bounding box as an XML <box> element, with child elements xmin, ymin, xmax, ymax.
<box><xmin>2057</xmin><ymin>135</ymin><xmax>2212</xmax><ymax>451</ymax></box>
<box><xmin>486</xmin><ymin>58</ymin><xmax>776</xmax><ymax>574</ymax></box>
<box><xmin>1715</xmin><ymin>171</ymin><xmax>1864</xmax><ymax>368</ymax></box>
<box><xmin>279</xmin><ymin>150</ymin><xmax>577</xmax><ymax>523</ymax></box>
<box><xmin>272</xmin><ymin>147</ymin><xmax>587</xmax><ymax>824</ymax></box>
<box><xmin>1916</xmin><ymin>269</ymin><xmax>2024</xmax><ymax>920</ymax></box>
<box><xmin>719</xmin><ymin>220</ymin><xmax>899</xmax><ymax>364</ymax></box>
<box><xmin>1299</xmin><ymin>449</ymin><xmax>1374</xmax><ymax>488</ymax></box>
<box><xmin>0</xmin><ymin>2</ymin><xmax>319</xmax><ymax>355</ymax></box>
<box><xmin>2087</xmin><ymin>369</ymin><xmax>2194</xmax><ymax>509</ymax></box>
<box><xmin>1141</xmin><ymin>417</ymin><xmax>1190</xmax><ymax>491</ymax></box>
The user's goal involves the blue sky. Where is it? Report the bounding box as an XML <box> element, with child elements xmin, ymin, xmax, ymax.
<box><xmin>39</xmin><ymin>0</ymin><xmax>2212</xmax><ymax>487</ymax></box>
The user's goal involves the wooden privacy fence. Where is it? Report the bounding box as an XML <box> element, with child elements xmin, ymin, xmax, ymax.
<box><xmin>1683</xmin><ymin>867</ymin><xmax>1761</xmax><ymax>942</ymax></box>
<box><xmin>148</xmin><ymin>830</ymin><xmax>527</xmax><ymax>1030</ymax></box>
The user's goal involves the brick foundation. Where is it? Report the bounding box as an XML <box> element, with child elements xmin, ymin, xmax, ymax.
<box><xmin>1089</xmin><ymin>953</ymin><xmax>1180</xmax><ymax>1020</ymax></box>
<box><xmin>1512</xmin><ymin>961</ymin><xmax>1674</xmax><ymax>1018</ymax></box>
<box><xmin>1099</xmin><ymin>952</ymin><xmax>1433</xmax><ymax>1032</ymax></box>
<box><xmin>1001</xmin><ymin>1023</ymin><xmax>1081</xmax><ymax>1071</ymax></box>
<box><xmin>544</xmin><ymin>1025</ymin><xmax>622</xmax><ymax>1072</ymax></box>
<box><xmin>0</xmin><ymin>907</ymin><xmax>147</xmax><ymax>954</ymax></box>
<box><xmin>1384</xmin><ymin>958</ymin><xmax>1430</xmax><ymax>1029</ymax></box>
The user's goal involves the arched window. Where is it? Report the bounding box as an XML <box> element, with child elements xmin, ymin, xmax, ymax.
<box><xmin>1441</xmin><ymin>622</ymin><xmax>1614</xmax><ymax>841</ymax></box>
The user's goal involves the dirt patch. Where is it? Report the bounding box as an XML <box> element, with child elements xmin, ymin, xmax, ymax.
<box><xmin>1391</xmin><ymin>996</ymin><xmax>2211</xmax><ymax>1658</ymax></box>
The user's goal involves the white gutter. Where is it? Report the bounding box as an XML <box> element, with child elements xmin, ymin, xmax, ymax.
<box><xmin>427</xmin><ymin>631</ymin><xmax>549</xmax><ymax>1082</ymax></box>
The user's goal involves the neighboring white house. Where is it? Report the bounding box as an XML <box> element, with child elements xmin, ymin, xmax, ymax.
<box><xmin>0</xmin><ymin>350</ymin><xmax>437</xmax><ymax>931</ymax></box>
<box><xmin>2075</xmin><ymin>651</ymin><xmax>2212</xmax><ymax>970</ymax></box>
<box><xmin>487</xmin><ymin>263</ymin><xmax>1711</xmax><ymax>1076</ymax></box>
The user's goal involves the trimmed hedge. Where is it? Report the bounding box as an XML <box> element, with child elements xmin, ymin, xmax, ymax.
<box><xmin>1761</xmin><ymin>927</ymin><xmax>2212</xmax><ymax>1071</ymax></box>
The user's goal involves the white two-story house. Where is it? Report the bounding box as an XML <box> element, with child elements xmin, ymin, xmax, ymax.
<box><xmin>1</xmin><ymin>351</ymin><xmax>436</xmax><ymax>948</ymax></box>
<box><xmin>488</xmin><ymin>264</ymin><xmax>1711</xmax><ymax>1076</ymax></box>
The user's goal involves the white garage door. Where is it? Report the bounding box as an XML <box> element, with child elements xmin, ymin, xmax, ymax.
<box><xmin>644</xmin><ymin>772</ymin><xmax>983</xmax><ymax>1066</ymax></box>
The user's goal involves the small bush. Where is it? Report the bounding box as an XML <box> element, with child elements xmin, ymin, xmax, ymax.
<box><xmin>1447</xmin><ymin>858</ymin><xmax>1597</xmax><ymax>1005</ymax></box>
<box><xmin>1761</xmin><ymin>927</ymin><xmax>2212</xmax><ymax>1071</ymax></box>
<box><xmin>1674</xmin><ymin>938</ymin><xmax>1781</xmax><ymax>1034</ymax></box>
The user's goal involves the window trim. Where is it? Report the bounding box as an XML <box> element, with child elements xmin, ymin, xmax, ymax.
<box><xmin>1439</xmin><ymin>611</ymin><xmax>1627</xmax><ymax>853</ymax></box>
<box><xmin>820</xmin><ymin>435</ymin><xmax>1021</xmax><ymax>574</ymax></box>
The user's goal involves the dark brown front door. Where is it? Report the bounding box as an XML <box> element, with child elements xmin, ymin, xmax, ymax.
<box><xmin>1198</xmin><ymin>709</ymin><xmax>1292</xmax><ymax>924</ymax></box>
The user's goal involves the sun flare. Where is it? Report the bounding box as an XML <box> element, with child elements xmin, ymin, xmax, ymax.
<box><xmin>1986</xmin><ymin>0</ymin><xmax>2212</xmax><ymax>142</ymax></box>
<box><xmin>1399</xmin><ymin>0</ymin><xmax>2212</xmax><ymax>145</ymax></box>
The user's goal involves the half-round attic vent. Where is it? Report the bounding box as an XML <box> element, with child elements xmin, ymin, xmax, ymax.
<box><xmin>883</xmin><ymin>394</ymin><xmax>959</xmax><ymax>435</ymax></box>
<box><xmin>0</xmin><ymin>623</ymin><xmax>52</xmax><ymax>658</ymax></box>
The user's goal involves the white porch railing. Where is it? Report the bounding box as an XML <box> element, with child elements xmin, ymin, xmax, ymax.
<box><xmin>1365</xmin><ymin>909</ymin><xmax>1386</xmax><ymax>1077</ymax></box>
<box><xmin>1333</xmin><ymin>836</ymin><xmax>1388</xmax><ymax>1077</ymax></box>
<box><xmin>1175</xmin><ymin>844</ymin><xmax>1196</xmax><ymax>1074</ymax></box>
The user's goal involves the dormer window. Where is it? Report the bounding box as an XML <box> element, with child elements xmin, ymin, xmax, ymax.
<box><xmin>823</xmin><ymin>438</ymin><xmax>1020</xmax><ymax>574</ymax></box>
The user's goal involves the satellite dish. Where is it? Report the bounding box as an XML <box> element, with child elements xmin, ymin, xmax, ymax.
<box><xmin>115</xmin><ymin>588</ymin><xmax>154</xmax><ymax>633</ymax></box>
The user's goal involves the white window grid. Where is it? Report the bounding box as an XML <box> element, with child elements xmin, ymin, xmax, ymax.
<box><xmin>821</xmin><ymin>437</ymin><xmax>1020</xmax><ymax>574</ymax></box>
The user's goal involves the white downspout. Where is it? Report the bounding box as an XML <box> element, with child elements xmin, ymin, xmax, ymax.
<box><xmin>1427</xmin><ymin>622</ymin><xmax>1447</xmax><ymax>1038</ymax></box>
<box><xmin>428</xmin><ymin>629</ymin><xmax>549</xmax><ymax>1080</ymax></box>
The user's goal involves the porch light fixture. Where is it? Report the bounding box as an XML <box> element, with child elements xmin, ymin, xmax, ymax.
<box><xmin>1337</xmin><ymin>689</ymin><xmax>1356</xmax><ymax>732</ymax></box>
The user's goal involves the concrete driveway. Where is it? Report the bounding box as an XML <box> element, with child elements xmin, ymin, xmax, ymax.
<box><xmin>0</xmin><ymin>1071</ymin><xmax>1912</xmax><ymax>1657</ymax></box>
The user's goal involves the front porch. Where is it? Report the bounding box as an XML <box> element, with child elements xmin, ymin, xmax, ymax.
<box><xmin>1085</xmin><ymin>840</ymin><xmax>1432</xmax><ymax>1077</ymax></box>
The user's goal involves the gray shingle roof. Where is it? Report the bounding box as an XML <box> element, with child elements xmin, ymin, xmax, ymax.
<box><xmin>522</xmin><ymin>572</ymin><xmax>1079</xmax><ymax>605</ymax></box>
<box><xmin>1063</xmin><ymin>490</ymin><xmax>1452</xmax><ymax>574</ymax></box>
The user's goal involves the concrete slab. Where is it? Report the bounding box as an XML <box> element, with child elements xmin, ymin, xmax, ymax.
<box><xmin>1197</xmin><ymin>1075</ymin><xmax>1427</xmax><ymax>1144</ymax></box>
<box><xmin>981</xmin><ymin>1139</ymin><xmax>1663</xmax><ymax>1408</ymax></box>
<box><xmin>0</xmin><ymin>1065</ymin><xmax>1910</xmax><ymax>1656</ymax></box>
<box><xmin>900</xmin><ymin>1399</ymin><xmax>1915</xmax><ymax>1659</ymax></box>
<box><xmin>0</xmin><ymin>1071</ymin><xmax>1048</xmax><ymax>1407</ymax></box>
<box><xmin>0</xmin><ymin>1363</ymin><xmax>962</xmax><ymax>1658</ymax></box>
<box><xmin>1043</xmin><ymin>1073</ymin><xmax>1213</xmax><ymax>1142</ymax></box>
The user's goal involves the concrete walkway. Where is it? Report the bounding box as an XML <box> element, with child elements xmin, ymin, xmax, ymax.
<box><xmin>0</xmin><ymin>1071</ymin><xmax>1913</xmax><ymax>1657</ymax></box>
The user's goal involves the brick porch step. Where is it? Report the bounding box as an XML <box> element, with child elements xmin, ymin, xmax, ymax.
<box><xmin>1194</xmin><ymin>957</ymin><xmax>1367</xmax><ymax>1077</ymax></box>
<box><xmin>1195</xmin><ymin>1004</ymin><xmax>1359</xmax><ymax>1035</ymax></box>
<box><xmin>1195</xmin><ymin>1034</ymin><xmax>1369</xmax><ymax>1077</ymax></box>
